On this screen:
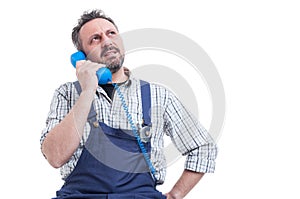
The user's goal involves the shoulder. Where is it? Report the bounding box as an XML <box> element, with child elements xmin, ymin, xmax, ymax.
<box><xmin>132</xmin><ymin>77</ymin><xmax>178</xmax><ymax>106</ymax></box>
<box><xmin>53</xmin><ymin>81</ymin><xmax>77</xmax><ymax>99</ymax></box>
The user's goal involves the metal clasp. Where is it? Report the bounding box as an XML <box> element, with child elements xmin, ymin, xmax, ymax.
<box><xmin>93</xmin><ymin>121</ymin><xmax>99</xmax><ymax>128</ymax></box>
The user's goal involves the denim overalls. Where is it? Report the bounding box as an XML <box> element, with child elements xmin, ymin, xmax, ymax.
<box><xmin>54</xmin><ymin>81</ymin><xmax>166</xmax><ymax>199</ymax></box>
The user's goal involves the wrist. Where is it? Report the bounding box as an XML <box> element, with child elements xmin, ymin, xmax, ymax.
<box><xmin>79</xmin><ymin>89</ymin><xmax>95</xmax><ymax>104</ymax></box>
<box><xmin>80</xmin><ymin>89</ymin><xmax>95</xmax><ymax>97</ymax></box>
<box><xmin>166</xmin><ymin>191</ymin><xmax>183</xmax><ymax>199</ymax></box>
<box><xmin>81</xmin><ymin>89</ymin><xmax>95</xmax><ymax>94</ymax></box>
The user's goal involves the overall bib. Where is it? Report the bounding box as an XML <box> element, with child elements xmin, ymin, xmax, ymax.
<box><xmin>54</xmin><ymin>81</ymin><xmax>166</xmax><ymax>199</ymax></box>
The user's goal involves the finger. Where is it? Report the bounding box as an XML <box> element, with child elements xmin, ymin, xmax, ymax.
<box><xmin>94</xmin><ymin>63</ymin><xmax>106</xmax><ymax>70</ymax></box>
<box><xmin>75</xmin><ymin>60</ymin><xmax>86</xmax><ymax>68</ymax></box>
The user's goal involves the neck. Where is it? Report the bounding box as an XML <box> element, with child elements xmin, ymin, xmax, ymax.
<box><xmin>111</xmin><ymin>67</ymin><xmax>128</xmax><ymax>83</ymax></box>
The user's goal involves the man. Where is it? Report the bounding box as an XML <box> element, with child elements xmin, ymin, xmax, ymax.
<box><xmin>40</xmin><ymin>9</ymin><xmax>217</xmax><ymax>199</ymax></box>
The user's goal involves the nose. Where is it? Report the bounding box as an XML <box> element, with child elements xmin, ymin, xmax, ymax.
<box><xmin>101</xmin><ymin>33</ymin><xmax>113</xmax><ymax>47</ymax></box>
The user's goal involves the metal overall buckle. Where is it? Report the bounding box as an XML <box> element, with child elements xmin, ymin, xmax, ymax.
<box><xmin>139</xmin><ymin>120</ymin><xmax>152</xmax><ymax>143</ymax></box>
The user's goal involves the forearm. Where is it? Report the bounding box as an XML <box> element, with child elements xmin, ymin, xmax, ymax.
<box><xmin>166</xmin><ymin>170</ymin><xmax>204</xmax><ymax>199</ymax></box>
<box><xmin>41</xmin><ymin>90</ymin><xmax>94</xmax><ymax>168</ymax></box>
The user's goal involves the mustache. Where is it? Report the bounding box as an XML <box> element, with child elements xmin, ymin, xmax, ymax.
<box><xmin>100</xmin><ymin>46</ymin><xmax>120</xmax><ymax>57</ymax></box>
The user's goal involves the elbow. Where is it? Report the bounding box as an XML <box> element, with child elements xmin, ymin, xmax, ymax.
<box><xmin>46</xmin><ymin>155</ymin><xmax>64</xmax><ymax>168</ymax></box>
<box><xmin>41</xmin><ymin>143</ymin><xmax>65</xmax><ymax>169</ymax></box>
<box><xmin>45</xmin><ymin>153</ymin><xmax>66</xmax><ymax>169</ymax></box>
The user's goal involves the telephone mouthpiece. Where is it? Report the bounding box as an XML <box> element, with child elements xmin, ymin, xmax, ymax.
<box><xmin>97</xmin><ymin>67</ymin><xmax>112</xmax><ymax>85</ymax></box>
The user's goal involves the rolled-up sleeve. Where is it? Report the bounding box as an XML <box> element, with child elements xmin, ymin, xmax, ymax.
<box><xmin>40</xmin><ymin>83</ymin><xmax>72</xmax><ymax>146</ymax></box>
<box><xmin>185</xmin><ymin>143</ymin><xmax>217</xmax><ymax>173</ymax></box>
<box><xmin>164</xmin><ymin>90</ymin><xmax>218</xmax><ymax>173</ymax></box>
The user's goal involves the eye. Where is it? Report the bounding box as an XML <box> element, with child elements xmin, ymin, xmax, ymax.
<box><xmin>91</xmin><ymin>35</ymin><xmax>101</xmax><ymax>43</ymax></box>
<box><xmin>92</xmin><ymin>35</ymin><xmax>101</xmax><ymax>41</ymax></box>
<box><xmin>108</xmin><ymin>31</ymin><xmax>116</xmax><ymax>36</ymax></box>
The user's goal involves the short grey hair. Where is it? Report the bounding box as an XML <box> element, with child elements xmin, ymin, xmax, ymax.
<box><xmin>71</xmin><ymin>9</ymin><xmax>118</xmax><ymax>50</ymax></box>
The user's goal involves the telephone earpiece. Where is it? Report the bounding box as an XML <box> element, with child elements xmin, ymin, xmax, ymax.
<box><xmin>70</xmin><ymin>51</ymin><xmax>112</xmax><ymax>85</ymax></box>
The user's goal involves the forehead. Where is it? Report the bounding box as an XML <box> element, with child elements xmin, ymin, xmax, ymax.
<box><xmin>79</xmin><ymin>18</ymin><xmax>117</xmax><ymax>38</ymax></box>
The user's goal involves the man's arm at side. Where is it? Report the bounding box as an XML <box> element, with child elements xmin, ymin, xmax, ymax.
<box><xmin>166</xmin><ymin>170</ymin><xmax>204</xmax><ymax>199</ymax></box>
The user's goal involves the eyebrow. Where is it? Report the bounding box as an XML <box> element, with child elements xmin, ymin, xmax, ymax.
<box><xmin>87</xmin><ymin>33</ymin><xmax>101</xmax><ymax>42</ymax></box>
<box><xmin>106</xmin><ymin>28</ymin><xmax>118</xmax><ymax>34</ymax></box>
<box><xmin>88</xmin><ymin>28</ymin><xmax>118</xmax><ymax>39</ymax></box>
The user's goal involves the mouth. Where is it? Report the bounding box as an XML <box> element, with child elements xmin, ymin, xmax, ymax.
<box><xmin>103</xmin><ymin>50</ymin><xmax>117</xmax><ymax>57</ymax></box>
<box><xmin>101</xmin><ymin>46</ymin><xmax>120</xmax><ymax>58</ymax></box>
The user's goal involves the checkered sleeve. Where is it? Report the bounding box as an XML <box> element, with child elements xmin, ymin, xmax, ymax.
<box><xmin>40</xmin><ymin>83</ymin><xmax>72</xmax><ymax>146</ymax></box>
<box><xmin>164</xmin><ymin>90</ymin><xmax>218</xmax><ymax>173</ymax></box>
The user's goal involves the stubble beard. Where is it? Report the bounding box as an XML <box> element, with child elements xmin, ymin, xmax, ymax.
<box><xmin>104</xmin><ymin>54</ymin><xmax>125</xmax><ymax>74</ymax></box>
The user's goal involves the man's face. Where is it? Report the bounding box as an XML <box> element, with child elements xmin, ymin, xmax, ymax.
<box><xmin>79</xmin><ymin>18</ymin><xmax>125</xmax><ymax>73</ymax></box>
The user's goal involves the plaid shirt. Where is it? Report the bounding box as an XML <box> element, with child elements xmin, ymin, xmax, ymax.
<box><xmin>40</xmin><ymin>71</ymin><xmax>217</xmax><ymax>184</ymax></box>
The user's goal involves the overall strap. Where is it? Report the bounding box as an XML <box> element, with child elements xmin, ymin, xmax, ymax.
<box><xmin>73</xmin><ymin>81</ymin><xmax>97</xmax><ymax>123</ymax></box>
<box><xmin>140</xmin><ymin>80</ymin><xmax>152</xmax><ymax>127</ymax></box>
<box><xmin>73</xmin><ymin>80</ymin><xmax>151</xmax><ymax>125</ymax></box>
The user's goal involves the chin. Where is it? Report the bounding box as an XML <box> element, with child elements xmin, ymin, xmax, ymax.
<box><xmin>106</xmin><ymin>57</ymin><xmax>124</xmax><ymax>73</ymax></box>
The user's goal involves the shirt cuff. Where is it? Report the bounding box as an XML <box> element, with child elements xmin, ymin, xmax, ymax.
<box><xmin>184</xmin><ymin>144</ymin><xmax>218</xmax><ymax>173</ymax></box>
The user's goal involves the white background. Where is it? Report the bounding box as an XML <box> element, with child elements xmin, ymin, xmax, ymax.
<box><xmin>0</xmin><ymin>0</ymin><xmax>299</xmax><ymax>198</ymax></box>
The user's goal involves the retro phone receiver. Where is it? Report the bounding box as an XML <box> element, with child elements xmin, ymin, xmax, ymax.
<box><xmin>70</xmin><ymin>51</ymin><xmax>112</xmax><ymax>85</ymax></box>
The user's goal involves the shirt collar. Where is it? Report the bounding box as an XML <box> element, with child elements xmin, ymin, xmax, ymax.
<box><xmin>96</xmin><ymin>67</ymin><xmax>132</xmax><ymax>95</ymax></box>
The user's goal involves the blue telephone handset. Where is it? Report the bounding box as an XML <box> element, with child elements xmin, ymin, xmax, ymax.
<box><xmin>70</xmin><ymin>51</ymin><xmax>112</xmax><ymax>85</ymax></box>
